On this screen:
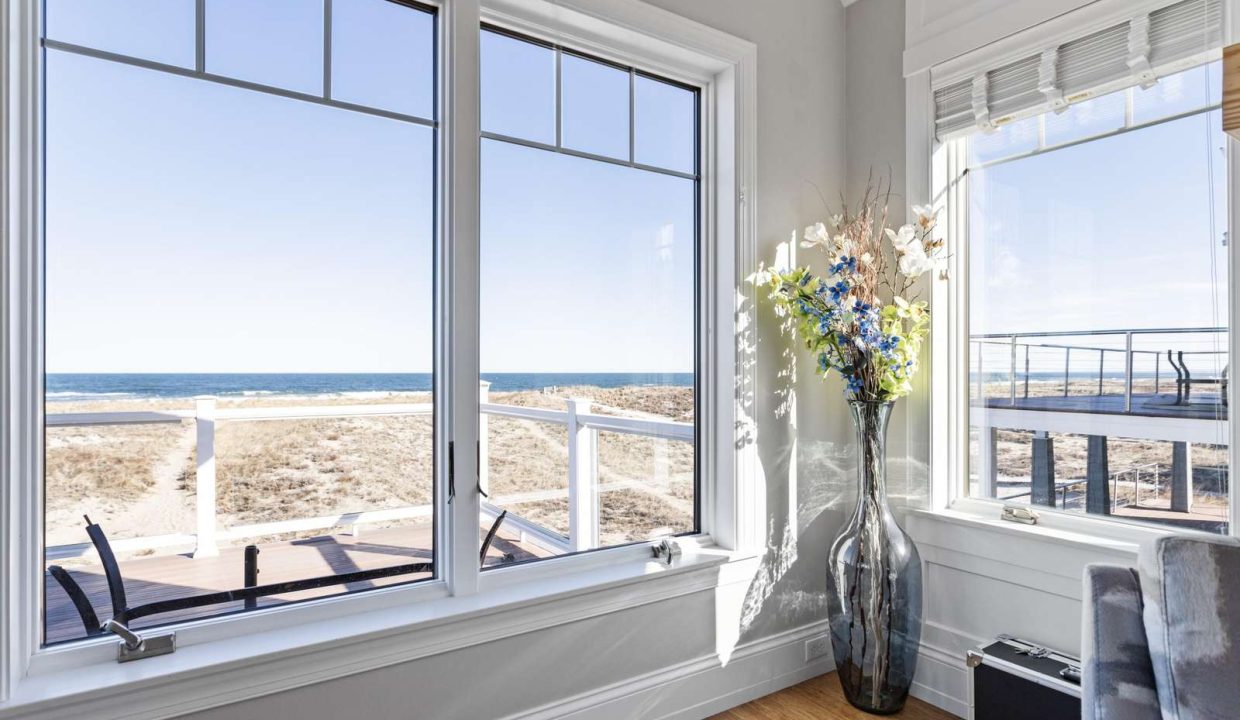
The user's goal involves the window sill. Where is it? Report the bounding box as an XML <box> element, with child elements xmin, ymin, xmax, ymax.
<box><xmin>2</xmin><ymin>544</ymin><xmax>744</xmax><ymax>720</ymax></box>
<box><xmin>905</xmin><ymin>502</ymin><xmax>1149</xmax><ymax>563</ymax></box>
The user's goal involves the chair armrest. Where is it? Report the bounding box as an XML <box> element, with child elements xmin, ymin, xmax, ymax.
<box><xmin>1082</xmin><ymin>564</ymin><xmax>1161</xmax><ymax>720</ymax></box>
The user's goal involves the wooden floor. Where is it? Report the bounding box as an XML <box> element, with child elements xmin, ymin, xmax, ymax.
<box><xmin>712</xmin><ymin>674</ymin><xmax>955</xmax><ymax>719</ymax></box>
<box><xmin>977</xmin><ymin>391</ymin><xmax>1226</xmax><ymax>421</ymax></box>
<box><xmin>44</xmin><ymin>521</ymin><xmax>552</xmax><ymax>644</ymax></box>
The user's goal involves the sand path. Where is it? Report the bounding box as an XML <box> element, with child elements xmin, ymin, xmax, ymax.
<box><xmin>107</xmin><ymin>423</ymin><xmax>198</xmax><ymax>538</ymax></box>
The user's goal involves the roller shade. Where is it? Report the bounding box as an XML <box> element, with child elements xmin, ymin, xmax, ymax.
<box><xmin>933</xmin><ymin>0</ymin><xmax>1222</xmax><ymax>139</ymax></box>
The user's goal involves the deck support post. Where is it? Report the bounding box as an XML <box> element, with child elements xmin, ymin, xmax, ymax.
<box><xmin>1086</xmin><ymin>435</ymin><xmax>1111</xmax><ymax>515</ymax></box>
<box><xmin>976</xmin><ymin>425</ymin><xmax>998</xmax><ymax>498</ymax></box>
<box><xmin>1030</xmin><ymin>431</ymin><xmax>1055</xmax><ymax>507</ymax></box>
<box><xmin>1171</xmin><ymin>441</ymin><xmax>1193</xmax><ymax>513</ymax></box>
<box><xmin>193</xmin><ymin>397</ymin><xmax>220</xmax><ymax>558</ymax></box>
<box><xmin>567</xmin><ymin>398</ymin><xmax>598</xmax><ymax>552</ymax></box>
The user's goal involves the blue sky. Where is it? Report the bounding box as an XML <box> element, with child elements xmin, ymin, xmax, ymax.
<box><xmin>969</xmin><ymin>62</ymin><xmax>1228</xmax><ymax>374</ymax></box>
<box><xmin>43</xmin><ymin>2</ymin><xmax>696</xmax><ymax>374</ymax></box>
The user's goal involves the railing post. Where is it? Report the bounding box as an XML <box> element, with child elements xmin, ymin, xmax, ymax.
<box><xmin>1098</xmin><ymin>350</ymin><xmax>1105</xmax><ymax>396</ymax></box>
<box><xmin>1009</xmin><ymin>335</ymin><xmax>1018</xmax><ymax>406</ymax></box>
<box><xmin>1154</xmin><ymin>352</ymin><xmax>1161</xmax><ymax>393</ymax></box>
<box><xmin>479</xmin><ymin>381</ymin><xmax>491</xmax><ymax>499</ymax></box>
<box><xmin>193</xmin><ymin>396</ymin><xmax>220</xmax><ymax>558</ymax></box>
<box><xmin>1023</xmin><ymin>345</ymin><xmax>1030</xmax><ymax>399</ymax></box>
<box><xmin>1064</xmin><ymin>347</ymin><xmax>1071</xmax><ymax>397</ymax></box>
<box><xmin>566</xmin><ymin>398</ymin><xmax>598</xmax><ymax>552</ymax></box>
<box><xmin>1124</xmin><ymin>331</ymin><xmax>1134</xmax><ymax>412</ymax></box>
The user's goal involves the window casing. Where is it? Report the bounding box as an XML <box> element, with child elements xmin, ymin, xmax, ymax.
<box><xmin>927</xmin><ymin>0</ymin><xmax>1239</xmax><ymax>543</ymax></box>
<box><xmin>0</xmin><ymin>0</ymin><xmax>757</xmax><ymax>710</ymax></box>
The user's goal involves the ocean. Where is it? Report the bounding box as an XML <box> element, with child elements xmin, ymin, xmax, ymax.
<box><xmin>45</xmin><ymin>373</ymin><xmax>694</xmax><ymax>402</ymax></box>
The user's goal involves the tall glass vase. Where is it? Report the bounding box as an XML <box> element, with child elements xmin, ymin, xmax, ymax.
<box><xmin>826</xmin><ymin>401</ymin><xmax>923</xmax><ymax>715</ymax></box>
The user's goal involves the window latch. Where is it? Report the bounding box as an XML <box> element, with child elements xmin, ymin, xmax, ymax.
<box><xmin>652</xmin><ymin>537</ymin><xmax>683</xmax><ymax>565</ymax></box>
<box><xmin>1000</xmin><ymin>505</ymin><xmax>1038</xmax><ymax>526</ymax></box>
<box><xmin>102</xmin><ymin>619</ymin><xmax>175</xmax><ymax>663</ymax></box>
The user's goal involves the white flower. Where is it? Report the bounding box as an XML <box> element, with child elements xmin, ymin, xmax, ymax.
<box><xmin>801</xmin><ymin>222</ymin><xmax>831</xmax><ymax>248</ymax></box>
<box><xmin>859</xmin><ymin>252</ymin><xmax>874</xmax><ymax>266</ymax></box>
<box><xmin>912</xmin><ymin>204</ymin><xmax>938</xmax><ymax>229</ymax></box>
<box><xmin>829</xmin><ymin>213</ymin><xmax>844</xmax><ymax>228</ymax></box>
<box><xmin>898</xmin><ymin>244</ymin><xmax>932</xmax><ymax>277</ymax></box>
<box><xmin>884</xmin><ymin>224</ymin><xmax>917</xmax><ymax>253</ymax></box>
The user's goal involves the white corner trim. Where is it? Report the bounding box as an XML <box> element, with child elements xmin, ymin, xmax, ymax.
<box><xmin>503</xmin><ymin>620</ymin><xmax>835</xmax><ymax>720</ymax></box>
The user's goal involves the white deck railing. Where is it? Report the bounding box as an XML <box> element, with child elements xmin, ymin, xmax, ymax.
<box><xmin>45</xmin><ymin>382</ymin><xmax>693</xmax><ymax>561</ymax></box>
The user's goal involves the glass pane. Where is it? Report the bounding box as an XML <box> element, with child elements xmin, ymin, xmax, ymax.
<box><xmin>561</xmin><ymin>54</ymin><xmax>630</xmax><ymax>160</ymax></box>
<box><xmin>478</xmin><ymin>130</ymin><xmax>697</xmax><ymax>565</ymax></box>
<box><xmin>45</xmin><ymin>0</ymin><xmax>196</xmax><ymax>68</ymax></box>
<box><xmin>331</xmin><ymin>0</ymin><xmax>434</xmax><ymax>118</ymax></box>
<box><xmin>43</xmin><ymin>13</ymin><xmax>436</xmax><ymax>643</ymax></box>
<box><xmin>206</xmin><ymin>0</ymin><xmax>324</xmax><ymax>95</ymax></box>
<box><xmin>1133</xmin><ymin>61</ymin><xmax>1222</xmax><ymax>126</ymax></box>
<box><xmin>968</xmin><ymin>116</ymin><xmax>1039</xmax><ymax>167</ymax></box>
<box><xmin>966</xmin><ymin>70</ymin><xmax>1229</xmax><ymax>536</ymax></box>
<box><xmin>480</xmin><ymin>29</ymin><xmax>555</xmax><ymax>144</ymax></box>
<box><xmin>634</xmin><ymin>75</ymin><xmax>696</xmax><ymax>173</ymax></box>
<box><xmin>1043</xmin><ymin>90</ymin><xmax>1126</xmax><ymax>147</ymax></box>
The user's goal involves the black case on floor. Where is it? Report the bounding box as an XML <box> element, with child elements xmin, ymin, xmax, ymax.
<box><xmin>970</xmin><ymin>637</ymin><xmax>1081</xmax><ymax>720</ymax></box>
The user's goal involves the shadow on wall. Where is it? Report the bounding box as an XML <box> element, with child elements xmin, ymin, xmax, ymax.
<box><xmin>725</xmin><ymin>231</ymin><xmax>860</xmax><ymax>648</ymax></box>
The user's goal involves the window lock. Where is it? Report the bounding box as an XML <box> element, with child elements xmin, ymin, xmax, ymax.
<box><xmin>102</xmin><ymin>619</ymin><xmax>175</xmax><ymax>663</ymax></box>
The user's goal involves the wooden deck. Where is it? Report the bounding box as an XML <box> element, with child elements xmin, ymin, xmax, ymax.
<box><xmin>44</xmin><ymin>521</ymin><xmax>553</xmax><ymax>645</ymax></box>
<box><xmin>977</xmin><ymin>391</ymin><xmax>1227</xmax><ymax>421</ymax></box>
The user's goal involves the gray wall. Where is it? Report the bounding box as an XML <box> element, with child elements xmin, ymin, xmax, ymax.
<box><xmin>181</xmin><ymin>1</ymin><xmax>849</xmax><ymax>717</ymax></box>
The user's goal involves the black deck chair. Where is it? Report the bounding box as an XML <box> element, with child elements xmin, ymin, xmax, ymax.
<box><xmin>1168</xmin><ymin>350</ymin><xmax>1228</xmax><ymax>406</ymax></box>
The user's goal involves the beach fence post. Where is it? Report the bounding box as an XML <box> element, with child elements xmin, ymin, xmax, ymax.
<box><xmin>193</xmin><ymin>396</ymin><xmax>220</xmax><ymax>558</ymax></box>
<box><xmin>479</xmin><ymin>381</ymin><xmax>491</xmax><ymax>498</ymax></box>
<box><xmin>566</xmin><ymin>398</ymin><xmax>598</xmax><ymax>552</ymax></box>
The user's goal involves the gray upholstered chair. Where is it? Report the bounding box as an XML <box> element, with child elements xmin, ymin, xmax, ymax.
<box><xmin>1082</xmin><ymin>535</ymin><xmax>1240</xmax><ymax>720</ymax></box>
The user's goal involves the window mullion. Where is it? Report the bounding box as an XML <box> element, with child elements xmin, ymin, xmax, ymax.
<box><xmin>444</xmin><ymin>0</ymin><xmax>482</xmax><ymax>597</ymax></box>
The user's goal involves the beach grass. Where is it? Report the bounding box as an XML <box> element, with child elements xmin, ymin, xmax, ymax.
<box><xmin>44</xmin><ymin>385</ymin><xmax>695</xmax><ymax>553</ymax></box>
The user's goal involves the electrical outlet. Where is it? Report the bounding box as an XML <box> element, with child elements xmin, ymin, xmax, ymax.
<box><xmin>805</xmin><ymin>633</ymin><xmax>831</xmax><ymax>663</ymax></box>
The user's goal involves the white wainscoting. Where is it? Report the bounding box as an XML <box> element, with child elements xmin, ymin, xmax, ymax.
<box><xmin>904</xmin><ymin>510</ymin><xmax>1141</xmax><ymax>717</ymax></box>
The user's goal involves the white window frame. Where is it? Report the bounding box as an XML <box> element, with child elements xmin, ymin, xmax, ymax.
<box><xmin>0</xmin><ymin>0</ymin><xmax>758</xmax><ymax>716</ymax></box>
<box><xmin>915</xmin><ymin>0</ymin><xmax>1240</xmax><ymax>548</ymax></box>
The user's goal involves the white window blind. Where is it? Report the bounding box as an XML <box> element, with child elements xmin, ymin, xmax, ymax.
<box><xmin>933</xmin><ymin>0</ymin><xmax>1222</xmax><ymax>139</ymax></box>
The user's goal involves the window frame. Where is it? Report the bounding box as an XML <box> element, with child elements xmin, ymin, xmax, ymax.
<box><xmin>920</xmin><ymin>30</ymin><xmax>1240</xmax><ymax>547</ymax></box>
<box><xmin>0</xmin><ymin>0</ymin><xmax>759</xmax><ymax>713</ymax></box>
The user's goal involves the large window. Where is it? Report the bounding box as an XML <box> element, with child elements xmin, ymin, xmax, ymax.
<box><xmin>477</xmin><ymin>28</ymin><xmax>699</xmax><ymax>564</ymax></box>
<box><xmin>1</xmin><ymin>0</ymin><xmax>752</xmax><ymax>705</ymax></box>
<box><xmin>958</xmin><ymin>57</ymin><xmax>1230</xmax><ymax>534</ymax></box>
<box><xmin>42</xmin><ymin>0</ymin><xmax>439</xmax><ymax>644</ymax></box>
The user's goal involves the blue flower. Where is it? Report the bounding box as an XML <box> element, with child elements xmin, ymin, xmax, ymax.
<box><xmin>846</xmin><ymin>376</ymin><xmax>864</xmax><ymax>395</ymax></box>
<box><xmin>818</xmin><ymin>353</ymin><xmax>831</xmax><ymax>373</ymax></box>
<box><xmin>830</xmin><ymin>255</ymin><xmax>857</xmax><ymax>275</ymax></box>
<box><xmin>828</xmin><ymin>281</ymin><xmax>849</xmax><ymax>303</ymax></box>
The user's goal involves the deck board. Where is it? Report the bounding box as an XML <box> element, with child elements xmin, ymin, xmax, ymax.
<box><xmin>44</xmin><ymin>521</ymin><xmax>551</xmax><ymax>645</ymax></box>
<box><xmin>976</xmin><ymin>392</ymin><xmax>1226</xmax><ymax>421</ymax></box>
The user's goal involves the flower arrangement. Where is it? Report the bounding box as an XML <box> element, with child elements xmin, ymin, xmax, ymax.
<box><xmin>757</xmin><ymin>181</ymin><xmax>944</xmax><ymax>403</ymax></box>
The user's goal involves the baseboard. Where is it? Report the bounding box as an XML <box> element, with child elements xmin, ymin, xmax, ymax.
<box><xmin>502</xmin><ymin>621</ymin><xmax>978</xmax><ymax>720</ymax></box>
<box><xmin>502</xmin><ymin>621</ymin><xmax>835</xmax><ymax>720</ymax></box>
<box><xmin>910</xmin><ymin>638</ymin><xmax>972</xmax><ymax>719</ymax></box>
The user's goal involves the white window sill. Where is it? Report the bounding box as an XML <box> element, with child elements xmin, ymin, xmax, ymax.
<box><xmin>2</xmin><ymin>544</ymin><xmax>747</xmax><ymax>720</ymax></box>
<box><xmin>906</xmin><ymin>503</ymin><xmax>1144</xmax><ymax>556</ymax></box>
